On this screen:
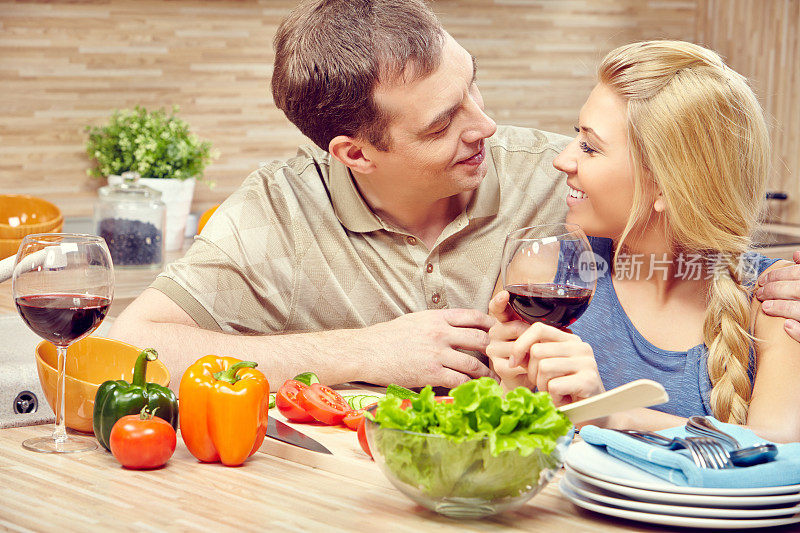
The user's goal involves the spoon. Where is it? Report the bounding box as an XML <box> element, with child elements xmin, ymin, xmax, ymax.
<box><xmin>559</xmin><ymin>379</ymin><xmax>668</xmax><ymax>425</ymax></box>
<box><xmin>686</xmin><ymin>416</ymin><xmax>778</xmax><ymax>466</ymax></box>
<box><xmin>686</xmin><ymin>415</ymin><xmax>740</xmax><ymax>448</ymax></box>
<box><xmin>728</xmin><ymin>443</ymin><xmax>779</xmax><ymax>467</ymax></box>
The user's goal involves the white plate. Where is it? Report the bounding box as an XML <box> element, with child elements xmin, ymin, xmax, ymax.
<box><xmin>563</xmin><ymin>473</ymin><xmax>800</xmax><ymax>519</ymax></box>
<box><xmin>560</xmin><ymin>478</ymin><xmax>800</xmax><ymax>530</ymax></box>
<box><xmin>566</xmin><ymin>466</ymin><xmax>800</xmax><ymax>508</ymax></box>
<box><xmin>566</xmin><ymin>439</ymin><xmax>800</xmax><ymax>496</ymax></box>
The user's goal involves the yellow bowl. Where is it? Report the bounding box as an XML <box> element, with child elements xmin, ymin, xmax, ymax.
<box><xmin>35</xmin><ymin>336</ymin><xmax>171</xmax><ymax>433</ymax></box>
<box><xmin>0</xmin><ymin>219</ymin><xmax>64</xmax><ymax>259</ymax></box>
<box><xmin>0</xmin><ymin>195</ymin><xmax>63</xmax><ymax>240</ymax></box>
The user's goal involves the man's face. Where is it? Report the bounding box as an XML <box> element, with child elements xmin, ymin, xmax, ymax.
<box><xmin>363</xmin><ymin>34</ymin><xmax>497</xmax><ymax>205</ymax></box>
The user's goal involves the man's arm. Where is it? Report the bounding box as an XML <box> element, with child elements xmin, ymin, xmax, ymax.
<box><xmin>109</xmin><ymin>288</ymin><xmax>496</xmax><ymax>390</ymax></box>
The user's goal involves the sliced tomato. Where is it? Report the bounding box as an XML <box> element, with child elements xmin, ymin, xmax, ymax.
<box><xmin>276</xmin><ymin>380</ymin><xmax>315</xmax><ymax>422</ymax></box>
<box><xmin>357</xmin><ymin>416</ymin><xmax>371</xmax><ymax>458</ymax></box>
<box><xmin>343</xmin><ymin>409</ymin><xmax>364</xmax><ymax>430</ymax></box>
<box><xmin>298</xmin><ymin>383</ymin><xmax>351</xmax><ymax>425</ymax></box>
<box><xmin>399</xmin><ymin>396</ymin><xmax>453</xmax><ymax>410</ymax></box>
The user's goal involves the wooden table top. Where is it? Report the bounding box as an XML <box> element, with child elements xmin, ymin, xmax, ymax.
<box><xmin>0</xmin><ymin>417</ymin><xmax>670</xmax><ymax>532</ymax></box>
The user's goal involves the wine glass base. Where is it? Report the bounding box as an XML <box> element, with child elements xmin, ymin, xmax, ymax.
<box><xmin>22</xmin><ymin>435</ymin><xmax>97</xmax><ymax>454</ymax></box>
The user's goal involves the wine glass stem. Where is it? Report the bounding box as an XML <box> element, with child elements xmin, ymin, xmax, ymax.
<box><xmin>52</xmin><ymin>345</ymin><xmax>68</xmax><ymax>443</ymax></box>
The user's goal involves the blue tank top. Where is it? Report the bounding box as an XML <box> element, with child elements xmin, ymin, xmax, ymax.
<box><xmin>569</xmin><ymin>237</ymin><xmax>779</xmax><ymax>417</ymax></box>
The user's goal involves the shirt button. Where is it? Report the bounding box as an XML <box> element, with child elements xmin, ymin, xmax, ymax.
<box><xmin>406</xmin><ymin>236</ymin><xmax>417</xmax><ymax>245</ymax></box>
<box><xmin>426</xmin><ymin>263</ymin><xmax>434</xmax><ymax>273</ymax></box>
<box><xmin>431</xmin><ymin>292</ymin><xmax>440</xmax><ymax>304</ymax></box>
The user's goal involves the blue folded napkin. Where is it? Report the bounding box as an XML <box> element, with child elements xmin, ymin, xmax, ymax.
<box><xmin>580</xmin><ymin>418</ymin><xmax>800</xmax><ymax>488</ymax></box>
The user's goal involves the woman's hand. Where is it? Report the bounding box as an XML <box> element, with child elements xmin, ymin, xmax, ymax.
<box><xmin>487</xmin><ymin>291</ymin><xmax>535</xmax><ymax>389</ymax></box>
<box><xmin>486</xmin><ymin>291</ymin><xmax>605</xmax><ymax>407</ymax></box>
<box><xmin>511</xmin><ymin>321</ymin><xmax>605</xmax><ymax>406</ymax></box>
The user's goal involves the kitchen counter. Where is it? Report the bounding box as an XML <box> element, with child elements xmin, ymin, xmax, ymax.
<box><xmin>0</xmin><ymin>421</ymin><xmax>665</xmax><ymax>532</ymax></box>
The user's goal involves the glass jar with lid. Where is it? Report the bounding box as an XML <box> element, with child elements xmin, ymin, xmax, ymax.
<box><xmin>94</xmin><ymin>171</ymin><xmax>166</xmax><ymax>269</ymax></box>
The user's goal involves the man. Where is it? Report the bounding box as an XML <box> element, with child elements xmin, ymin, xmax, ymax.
<box><xmin>110</xmin><ymin>0</ymin><xmax>800</xmax><ymax>388</ymax></box>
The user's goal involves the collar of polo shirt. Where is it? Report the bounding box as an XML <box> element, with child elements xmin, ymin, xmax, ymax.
<box><xmin>328</xmin><ymin>146</ymin><xmax>501</xmax><ymax>234</ymax></box>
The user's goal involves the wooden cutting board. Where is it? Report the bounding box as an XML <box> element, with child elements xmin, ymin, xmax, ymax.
<box><xmin>257</xmin><ymin>389</ymin><xmax>393</xmax><ymax>488</ymax></box>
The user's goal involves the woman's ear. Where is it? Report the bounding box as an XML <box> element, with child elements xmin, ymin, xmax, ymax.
<box><xmin>653</xmin><ymin>190</ymin><xmax>666</xmax><ymax>213</ymax></box>
<box><xmin>329</xmin><ymin>135</ymin><xmax>376</xmax><ymax>174</ymax></box>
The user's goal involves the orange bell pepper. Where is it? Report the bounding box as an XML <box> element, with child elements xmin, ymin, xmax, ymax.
<box><xmin>179</xmin><ymin>355</ymin><xmax>269</xmax><ymax>466</ymax></box>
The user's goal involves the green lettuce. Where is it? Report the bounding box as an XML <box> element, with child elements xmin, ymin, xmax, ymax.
<box><xmin>368</xmin><ymin>378</ymin><xmax>573</xmax><ymax>499</ymax></box>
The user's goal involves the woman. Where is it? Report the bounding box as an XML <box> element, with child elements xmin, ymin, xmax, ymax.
<box><xmin>487</xmin><ymin>40</ymin><xmax>800</xmax><ymax>442</ymax></box>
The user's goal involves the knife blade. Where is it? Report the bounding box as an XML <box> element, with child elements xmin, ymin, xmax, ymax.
<box><xmin>266</xmin><ymin>416</ymin><xmax>333</xmax><ymax>455</ymax></box>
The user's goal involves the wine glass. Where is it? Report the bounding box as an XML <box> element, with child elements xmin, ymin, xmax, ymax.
<box><xmin>500</xmin><ymin>223</ymin><xmax>596</xmax><ymax>329</ymax></box>
<box><xmin>12</xmin><ymin>233</ymin><xmax>114</xmax><ymax>453</ymax></box>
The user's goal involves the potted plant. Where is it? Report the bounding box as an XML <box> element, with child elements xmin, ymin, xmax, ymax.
<box><xmin>86</xmin><ymin>106</ymin><xmax>217</xmax><ymax>251</ymax></box>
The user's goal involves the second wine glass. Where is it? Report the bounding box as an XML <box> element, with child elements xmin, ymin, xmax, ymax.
<box><xmin>12</xmin><ymin>233</ymin><xmax>114</xmax><ymax>453</ymax></box>
<box><xmin>500</xmin><ymin>223</ymin><xmax>596</xmax><ymax>329</ymax></box>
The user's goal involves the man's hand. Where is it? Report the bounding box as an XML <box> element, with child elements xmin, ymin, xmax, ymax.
<box><xmin>357</xmin><ymin>308</ymin><xmax>497</xmax><ymax>389</ymax></box>
<box><xmin>757</xmin><ymin>251</ymin><xmax>800</xmax><ymax>341</ymax></box>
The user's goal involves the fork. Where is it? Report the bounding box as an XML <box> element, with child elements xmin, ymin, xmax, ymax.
<box><xmin>614</xmin><ymin>429</ymin><xmax>706</xmax><ymax>468</ymax></box>
<box><xmin>686</xmin><ymin>436</ymin><xmax>732</xmax><ymax>469</ymax></box>
<box><xmin>614</xmin><ymin>429</ymin><xmax>735</xmax><ymax>469</ymax></box>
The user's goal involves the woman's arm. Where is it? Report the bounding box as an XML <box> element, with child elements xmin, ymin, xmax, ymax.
<box><xmin>747</xmin><ymin>261</ymin><xmax>800</xmax><ymax>443</ymax></box>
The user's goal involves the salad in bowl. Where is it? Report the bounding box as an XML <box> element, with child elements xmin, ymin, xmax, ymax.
<box><xmin>365</xmin><ymin>378</ymin><xmax>573</xmax><ymax>518</ymax></box>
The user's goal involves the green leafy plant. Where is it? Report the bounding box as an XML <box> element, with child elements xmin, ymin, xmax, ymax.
<box><xmin>85</xmin><ymin>106</ymin><xmax>217</xmax><ymax>181</ymax></box>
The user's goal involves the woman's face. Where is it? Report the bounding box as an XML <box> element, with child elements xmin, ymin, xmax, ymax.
<box><xmin>553</xmin><ymin>83</ymin><xmax>646</xmax><ymax>240</ymax></box>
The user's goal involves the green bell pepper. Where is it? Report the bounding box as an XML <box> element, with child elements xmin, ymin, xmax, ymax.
<box><xmin>93</xmin><ymin>348</ymin><xmax>179</xmax><ymax>451</ymax></box>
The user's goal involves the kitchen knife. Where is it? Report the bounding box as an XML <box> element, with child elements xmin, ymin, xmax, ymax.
<box><xmin>266</xmin><ymin>416</ymin><xmax>333</xmax><ymax>455</ymax></box>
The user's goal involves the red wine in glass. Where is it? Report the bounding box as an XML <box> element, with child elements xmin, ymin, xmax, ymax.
<box><xmin>501</xmin><ymin>223</ymin><xmax>597</xmax><ymax>330</ymax></box>
<box><xmin>12</xmin><ymin>233</ymin><xmax>113</xmax><ymax>454</ymax></box>
<box><xmin>15</xmin><ymin>294</ymin><xmax>111</xmax><ymax>346</ymax></box>
<box><xmin>506</xmin><ymin>283</ymin><xmax>592</xmax><ymax>329</ymax></box>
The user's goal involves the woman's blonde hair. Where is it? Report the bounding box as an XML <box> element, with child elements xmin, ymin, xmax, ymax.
<box><xmin>598</xmin><ymin>41</ymin><xmax>770</xmax><ymax>424</ymax></box>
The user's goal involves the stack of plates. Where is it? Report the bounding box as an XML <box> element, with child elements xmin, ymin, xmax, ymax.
<box><xmin>560</xmin><ymin>440</ymin><xmax>800</xmax><ymax>529</ymax></box>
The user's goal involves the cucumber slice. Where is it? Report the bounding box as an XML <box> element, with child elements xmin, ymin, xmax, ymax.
<box><xmin>268</xmin><ymin>393</ymin><xmax>276</xmax><ymax>409</ymax></box>
<box><xmin>386</xmin><ymin>384</ymin><xmax>419</xmax><ymax>400</ymax></box>
<box><xmin>346</xmin><ymin>394</ymin><xmax>382</xmax><ymax>410</ymax></box>
<box><xmin>293</xmin><ymin>372</ymin><xmax>320</xmax><ymax>386</ymax></box>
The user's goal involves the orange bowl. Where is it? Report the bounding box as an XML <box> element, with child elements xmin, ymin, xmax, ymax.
<box><xmin>35</xmin><ymin>336</ymin><xmax>171</xmax><ymax>433</ymax></box>
<box><xmin>0</xmin><ymin>219</ymin><xmax>64</xmax><ymax>259</ymax></box>
<box><xmin>0</xmin><ymin>195</ymin><xmax>63</xmax><ymax>240</ymax></box>
<box><xmin>197</xmin><ymin>204</ymin><xmax>220</xmax><ymax>234</ymax></box>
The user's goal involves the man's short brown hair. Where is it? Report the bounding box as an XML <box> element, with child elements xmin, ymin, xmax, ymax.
<box><xmin>271</xmin><ymin>0</ymin><xmax>445</xmax><ymax>151</ymax></box>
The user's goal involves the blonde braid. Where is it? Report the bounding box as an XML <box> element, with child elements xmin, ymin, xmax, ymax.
<box><xmin>704</xmin><ymin>257</ymin><xmax>753</xmax><ymax>424</ymax></box>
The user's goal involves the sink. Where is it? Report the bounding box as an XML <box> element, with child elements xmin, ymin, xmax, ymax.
<box><xmin>751</xmin><ymin>228</ymin><xmax>800</xmax><ymax>248</ymax></box>
<box><xmin>0</xmin><ymin>314</ymin><xmax>111</xmax><ymax>429</ymax></box>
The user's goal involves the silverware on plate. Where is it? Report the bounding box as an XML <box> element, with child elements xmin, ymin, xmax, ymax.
<box><xmin>686</xmin><ymin>416</ymin><xmax>740</xmax><ymax>449</ymax></box>
<box><xmin>613</xmin><ymin>429</ymin><xmax>778</xmax><ymax>468</ymax></box>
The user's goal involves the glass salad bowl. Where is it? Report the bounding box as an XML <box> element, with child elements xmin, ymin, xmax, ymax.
<box><xmin>365</xmin><ymin>412</ymin><xmax>573</xmax><ymax>518</ymax></box>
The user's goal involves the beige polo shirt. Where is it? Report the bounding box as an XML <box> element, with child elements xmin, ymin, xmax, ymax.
<box><xmin>151</xmin><ymin>125</ymin><xmax>570</xmax><ymax>334</ymax></box>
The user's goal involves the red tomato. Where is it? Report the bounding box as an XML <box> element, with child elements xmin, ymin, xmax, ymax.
<box><xmin>399</xmin><ymin>396</ymin><xmax>453</xmax><ymax>409</ymax></box>
<box><xmin>357</xmin><ymin>416</ymin><xmax>372</xmax><ymax>459</ymax></box>
<box><xmin>298</xmin><ymin>383</ymin><xmax>351</xmax><ymax>425</ymax></box>
<box><xmin>276</xmin><ymin>380</ymin><xmax>315</xmax><ymax>422</ymax></box>
<box><xmin>109</xmin><ymin>413</ymin><xmax>176</xmax><ymax>470</ymax></box>
<box><xmin>343</xmin><ymin>409</ymin><xmax>365</xmax><ymax>430</ymax></box>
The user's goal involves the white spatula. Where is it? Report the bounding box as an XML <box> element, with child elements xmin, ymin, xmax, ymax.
<box><xmin>559</xmin><ymin>379</ymin><xmax>668</xmax><ymax>425</ymax></box>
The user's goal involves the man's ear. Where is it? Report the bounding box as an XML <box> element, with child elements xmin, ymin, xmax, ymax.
<box><xmin>329</xmin><ymin>135</ymin><xmax>376</xmax><ymax>174</ymax></box>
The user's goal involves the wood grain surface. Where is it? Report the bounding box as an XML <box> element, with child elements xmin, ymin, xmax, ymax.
<box><xmin>2</xmin><ymin>0</ymin><xmax>795</xmax><ymax>222</ymax></box>
<box><xmin>0</xmin><ymin>404</ymin><xmax>673</xmax><ymax>532</ymax></box>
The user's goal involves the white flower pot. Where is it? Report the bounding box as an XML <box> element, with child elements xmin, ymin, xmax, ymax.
<box><xmin>138</xmin><ymin>177</ymin><xmax>196</xmax><ymax>251</ymax></box>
